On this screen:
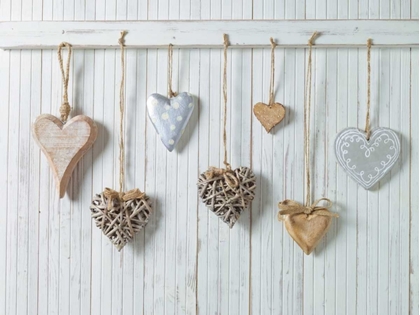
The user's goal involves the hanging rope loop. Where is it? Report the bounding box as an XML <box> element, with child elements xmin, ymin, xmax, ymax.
<box><xmin>365</xmin><ymin>38</ymin><xmax>372</xmax><ymax>140</ymax></box>
<box><xmin>57</xmin><ymin>42</ymin><xmax>72</xmax><ymax>122</ymax></box>
<box><xmin>268</xmin><ymin>37</ymin><xmax>277</xmax><ymax>106</ymax></box>
<box><xmin>222</xmin><ymin>34</ymin><xmax>231</xmax><ymax>170</ymax></box>
<box><xmin>118</xmin><ymin>31</ymin><xmax>127</xmax><ymax>194</ymax></box>
<box><xmin>167</xmin><ymin>43</ymin><xmax>177</xmax><ymax>98</ymax></box>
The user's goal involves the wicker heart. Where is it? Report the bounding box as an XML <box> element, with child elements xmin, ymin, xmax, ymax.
<box><xmin>335</xmin><ymin>127</ymin><xmax>400</xmax><ymax>189</ymax></box>
<box><xmin>253</xmin><ymin>102</ymin><xmax>285</xmax><ymax>132</ymax></box>
<box><xmin>147</xmin><ymin>92</ymin><xmax>195</xmax><ymax>151</ymax></box>
<box><xmin>32</xmin><ymin>114</ymin><xmax>97</xmax><ymax>198</ymax></box>
<box><xmin>90</xmin><ymin>189</ymin><xmax>153</xmax><ymax>251</ymax></box>
<box><xmin>197</xmin><ymin>167</ymin><xmax>256</xmax><ymax>228</ymax></box>
<box><xmin>282</xmin><ymin>213</ymin><xmax>333</xmax><ymax>255</ymax></box>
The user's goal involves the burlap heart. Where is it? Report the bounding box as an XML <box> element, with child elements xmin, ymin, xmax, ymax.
<box><xmin>278</xmin><ymin>199</ymin><xmax>338</xmax><ymax>255</ymax></box>
<box><xmin>197</xmin><ymin>166</ymin><xmax>256</xmax><ymax>228</ymax></box>
<box><xmin>90</xmin><ymin>188</ymin><xmax>153</xmax><ymax>251</ymax></box>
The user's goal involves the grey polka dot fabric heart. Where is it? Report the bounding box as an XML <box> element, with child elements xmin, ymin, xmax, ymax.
<box><xmin>147</xmin><ymin>92</ymin><xmax>195</xmax><ymax>152</ymax></box>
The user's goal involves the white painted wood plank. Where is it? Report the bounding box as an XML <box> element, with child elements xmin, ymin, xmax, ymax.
<box><xmin>410</xmin><ymin>47</ymin><xmax>419</xmax><ymax>315</ymax></box>
<box><xmin>0</xmin><ymin>48</ymin><xmax>10</xmax><ymax>315</ymax></box>
<box><xmin>399</xmin><ymin>47</ymin><xmax>411</xmax><ymax>315</ymax></box>
<box><xmin>196</xmin><ymin>47</ymin><xmax>210</xmax><ymax>315</ymax></box>
<box><xmin>16</xmin><ymin>50</ymin><xmax>31</xmax><ymax>315</ymax></box>
<box><xmin>378</xmin><ymin>48</ymin><xmax>391</xmax><ymax>315</ymax></box>
<box><xmin>0</xmin><ymin>20</ymin><xmax>418</xmax><ymax>49</ymax></box>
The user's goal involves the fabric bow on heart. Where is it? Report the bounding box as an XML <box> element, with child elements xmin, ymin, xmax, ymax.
<box><xmin>147</xmin><ymin>92</ymin><xmax>195</xmax><ymax>151</ymax></box>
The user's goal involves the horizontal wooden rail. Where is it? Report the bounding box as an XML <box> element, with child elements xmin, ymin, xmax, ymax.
<box><xmin>0</xmin><ymin>20</ymin><xmax>418</xmax><ymax>49</ymax></box>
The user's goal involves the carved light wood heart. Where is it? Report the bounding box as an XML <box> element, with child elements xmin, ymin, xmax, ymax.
<box><xmin>32</xmin><ymin>114</ymin><xmax>97</xmax><ymax>198</ymax></box>
<box><xmin>335</xmin><ymin>127</ymin><xmax>400</xmax><ymax>189</ymax></box>
<box><xmin>253</xmin><ymin>102</ymin><xmax>285</xmax><ymax>132</ymax></box>
<box><xmin>282</xmin><ymin>213</ymin><xmax>333</xmax><ymax>255</ymax></box>
<box><xmin>147</xmin><ymin>92</ymin><xmax>195</xmax><ymax>151</ymax></box>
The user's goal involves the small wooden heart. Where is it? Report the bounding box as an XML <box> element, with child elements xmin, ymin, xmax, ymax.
<box><xmin>32</xmin><ymin>114</ymin><xmax>97</xmax><ymax>198</ymax></box>
<box><xmin>253</xmin><ymin>102</ymin><xmax>285</xmax><ymax>133</ymax></box>
<box><xmin>90</xmin><ymin>188</ymin><xmax>153</xmax><ymax>251</ymax></box>
<box><xmin>197</xmin><ymin>166</ymin><xmax>256</xmax><ymax>228</ymax></box>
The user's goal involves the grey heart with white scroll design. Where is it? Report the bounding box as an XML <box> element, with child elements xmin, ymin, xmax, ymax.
<box><xmin>147</xmin><ymin>92</ymin><xmax>195</xmax><ymax>152</ymax></box>
<box><xmin>334</xmin><ymin>127</ymin><xmax>400</xmax><ymax>189</ymax></box>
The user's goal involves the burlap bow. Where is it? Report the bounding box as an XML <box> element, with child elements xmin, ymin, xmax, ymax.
<box><xmin>103</xmin><ymin>187</ymin><xmax>145</xmax><ymax>210</ymax></box>
<box><xmin>204</xmin><ymin>166</ymin><xmax>239</xmax><ymax>189</ymax></box>
<box><xmin>277</xmin><ymin>198</ymin><xmax>339</xmax><ymax>221</ymax></box>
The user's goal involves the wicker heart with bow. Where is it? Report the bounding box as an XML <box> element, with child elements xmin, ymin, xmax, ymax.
<box><xmin>90</xmin><ymin>188</ymin><xmax>153</xmax><ymax>251</ymax></box>
<box><xmin>278</xmin><ymin>199</ymin><xmax>338</xmax><ymax>255</ymax></box>
<box><xmin>197</xmin><ymin>167</ymin><xmax>256</xmax><ymax>228</ymax></box>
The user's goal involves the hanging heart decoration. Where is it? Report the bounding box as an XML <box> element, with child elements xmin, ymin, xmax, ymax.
<box><xmin>147</xmin><ymin>92</ymin><xmax>195</xmax><ymax>151</ymax></box>
<box><xmin>198</xmin><ymin>167</ymin><xmax>256</xmax><ymax>228</ymax></box>
<box><xmin>91</xmin><ymin>31</ymin><xmax>153</xmax><ymax>251</ymax></box>
<box><xmin>33</xmin><ymin>114</ymin><xmax>97</xmax><ymax>198</ymax></box>
<box><xmin>253</xmin><ymin>102</ymin><xmax>285</xmax><ymax>133</ymax></box>
<box><xmin>32</xmin><ymin>42</ymin><xmax>97</xmax><ymax>198</ymax></box>
<box><xmin>253</xmin><ymin>38</ymin><xmax>286</xmax><ymax>133</ymax></box>
<box><xmin>334</xmin><ymin>127</ymin><xmax>400</xmax><ymax>189</ymax></box>
<box><xmin>90</xmin><ymin>188</ymin><xmax>152</xmax><ymax>251</ymax></box>
<box><xmin>278</xmin><ymin>199</ymin><xmax>338</xmax><ymax>255</ymax></box>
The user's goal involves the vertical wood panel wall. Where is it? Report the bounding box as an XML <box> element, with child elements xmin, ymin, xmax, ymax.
<box><xmin>0</xmin><ymin>0</ymin><xmax>418</xmax><ymax>314</ymax></box>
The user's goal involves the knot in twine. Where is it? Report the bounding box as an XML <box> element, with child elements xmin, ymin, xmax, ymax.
<box><xmin>57</xmin><ymin>42</ymin><xmax>73</xmax><ymax>122</ymax></box>
<box><xmin>277</xmin><ymin>198</ymin><xmax>338</xmax><ymax>221</ymax></box>
<box><xmin>103</xmin><ymin>187</ymin><xmax>144</xmax><ymax>210</ymax></box>
<box><xmin>204</xmin><ymin>166</ymin><xmax>239</xmax><ymax>189</ymax></box>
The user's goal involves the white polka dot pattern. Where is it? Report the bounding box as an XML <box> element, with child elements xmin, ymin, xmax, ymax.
<box><xmin>146</xmin><ymin>92</ymin><xmax>195</xmax><ymax>151</ymax></box>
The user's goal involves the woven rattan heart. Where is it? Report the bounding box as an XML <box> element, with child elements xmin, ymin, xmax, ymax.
<box><xmin>90</xmin><ymin>189</ymin><xmax>153</xmax><ymax>251</ymax></box>
<box><xmin>197</xmin><ymin>167</ymin><xmax>256</xmax><ymax>228</ymax></box>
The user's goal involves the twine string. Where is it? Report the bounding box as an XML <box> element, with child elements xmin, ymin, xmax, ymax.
<box><xmin>304</xmin><ymin>31</ymin><xmax>317</xmax><ymax>207</ymax></box>
<box><xmin>57</xmin><ymin>42</ymin><xmax>72</xmax><ymax>122</ymax></box>
<box><xmin>277</xmin><ymin>198</ymin><xmax>339</xmax><ymax>221</ymax></box>
<box><xmin>222</xmin><ymin>34</ymin><xmax>231</xmax><ymax>170</ymax></box>
<box><xmin>268</xmin><ymin>37</ymin><xmax>277</xmax><ymax>106</ymax></box>
<box><xmin>167</xmin><ymin>44</ymin><xmax>177</xmax><ymax>98</ymax></box>
<box><xmin>118</xmin><ymin>31</ymin><xmax>127</xmax><ymax>194</ymax></box>
<box><xmin>365</xmin><ymin>39</ymin><xmax>372</xmax><ymax>140</ymax></box>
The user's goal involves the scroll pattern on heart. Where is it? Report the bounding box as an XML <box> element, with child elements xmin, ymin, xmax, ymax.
<box><xmin>335</xmin><ymin>127</ymin><xmax>400</xmax><ymax>189</ymax></box>
<box><xmin>147</xmin><ymin>92</ymin><xmax>195</xmax><ymax>152</ymax></box>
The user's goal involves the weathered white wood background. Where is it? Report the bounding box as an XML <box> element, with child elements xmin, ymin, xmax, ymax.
<box><xmin>0</xmin><ymin>0</ymin><xmax>418</xmax><ymax>314</ymax></box>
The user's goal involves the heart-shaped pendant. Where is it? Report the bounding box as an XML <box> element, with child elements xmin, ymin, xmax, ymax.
<box><xmin>147</xmin><ymin>92</ymin><xmax>195</xmax><ymax>151</ymax></box>
<box><xmin>90</xmin><ymin>188</ymin><xmax>153</xmax><ymax>251</ymax></box>
<box><xmin>281</xmin><ymin>213</ymin><xmax>333</xmax><ymax>255</ymax></box>
<box><xmin>32</xmin><ymin>114</ymin><xmax>98</xmax><ymax>198</ymax></box>
<box><xmin>334</xmin><ymin>127</ymin><xmax>400</xmax><ymax>189</ymax></box>
<box><xmin>197</xmin><ymin>166</ymin><xmax>256</xmax><ymax>228</ymax></box>
<box><xmin>253</xmin><ymin>102</ymin><xmax>286</xmax><ymax>132</ymax></box>
<box><xmin>278</xmin><ymin>199</ymin><xmax>338</xmax><ymax>255</ymax></box>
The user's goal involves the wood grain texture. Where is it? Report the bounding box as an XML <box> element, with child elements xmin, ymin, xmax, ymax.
<box><xmin>32</xmin><ymin>114</ymin><xmax>97</xmax><ymax>198</ymax></box>
<box><xmin>0</xmin><ymin>0</ymin><xmax>418</xmax><ymax>314</ymax></box>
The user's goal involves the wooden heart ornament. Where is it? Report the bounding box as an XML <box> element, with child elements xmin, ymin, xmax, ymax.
<box><xmin>197</xmin><ymin>166</ymin><xmax>256</xmax><ymax>228</ymax></box>
<box><xmin>253</xmin><ymin>102</ymin><xmax>285</xmax><ymax>132</ymax></box>
<box><xmin>90</xmin><ymin>188</ymin><xmax>153</xmax><ymax>251</ymax></box>
<box><xmin>278</xmin><ymin>199</ymin><xmax>338</xmax><ymax>255</ymax></box>
<box><xmin>32</xmin><ymin>114</ymin><xmax>97</xmax><ymax>198</ymax></box>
